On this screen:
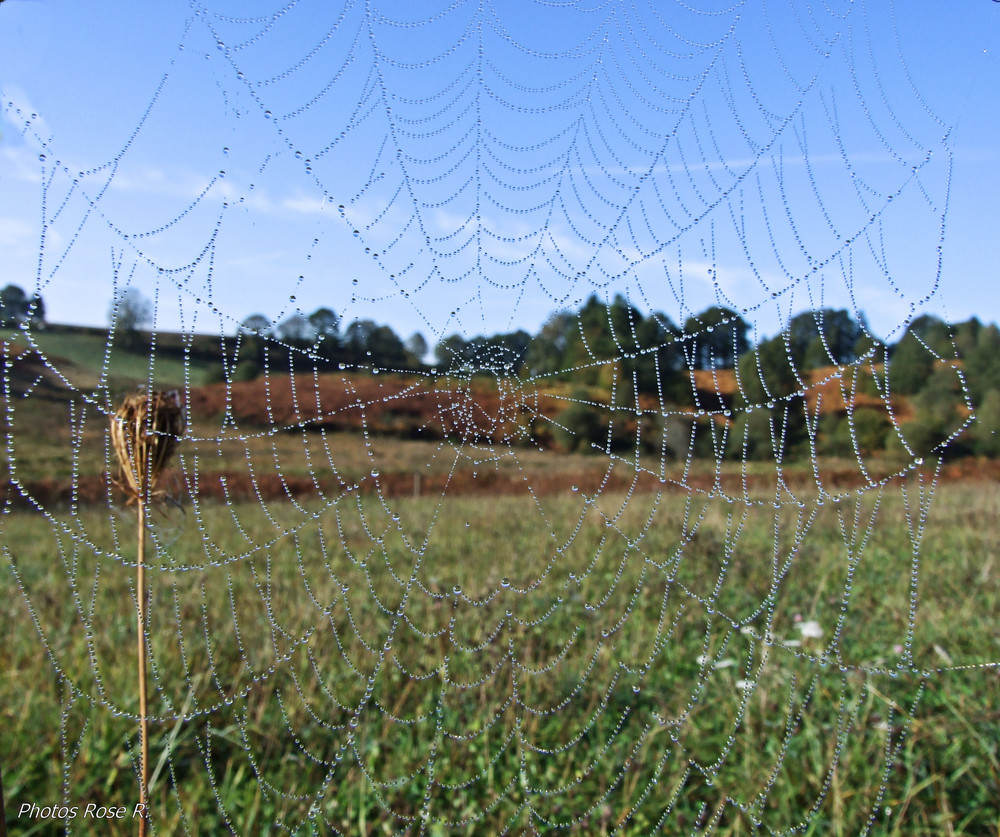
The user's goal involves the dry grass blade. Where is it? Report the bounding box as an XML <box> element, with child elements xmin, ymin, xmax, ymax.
<box><xmin>109</xmin><ymin>390</ymin><xmax>184</xmax><ymax>837</ymax></box>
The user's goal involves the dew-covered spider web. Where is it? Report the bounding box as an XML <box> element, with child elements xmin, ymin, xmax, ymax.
<box><xmin>3</xmin><ymin>0</ymin><xmax>999</xmax><ymax>833</ymax></box>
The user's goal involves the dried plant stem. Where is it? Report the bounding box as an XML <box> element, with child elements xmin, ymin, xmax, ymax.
<box><xmin>109</xmin><ymin>390</ymin><xmax>183</xmax><ymax>837</ymax></box>
<box><xmin>136</xmin><ymin>498</ymin><xmax>150</xmax><ymax>837</ymax></box>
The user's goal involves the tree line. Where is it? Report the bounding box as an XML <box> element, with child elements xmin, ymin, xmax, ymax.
<box><xmin>237</xmin><ymin>294</ymin><xmax>999</xmax><ymax>461</ymax></box>
<box><xmin>7</xmin><ymin>281</ymin><xmax>993</xmax><ymax>461</ymax></box>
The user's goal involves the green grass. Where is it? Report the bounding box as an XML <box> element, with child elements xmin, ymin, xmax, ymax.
<box><xmin>2</xmin><ymin>479</ymin><xmax>998</xmax><ymax>834</ymax></box>
<box><xmin>3</xmin><ymin>326</ymin><xmax>222</xmax><ymax>391</ymax></box>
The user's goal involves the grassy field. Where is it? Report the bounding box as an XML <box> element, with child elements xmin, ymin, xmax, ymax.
<box><xmin>2</xmin><ymin>477</ymin><xmax>998</xmax><ymax>835</ymax></box>
<box><xmin>2</xmin><ymin>325</ymin><xmax>998</xmax><ymax>832</ymax></box>
<box><xmin>2</xmin><ymin>325</ymin><xmax>225</xmax><ymax>392</ymax></box>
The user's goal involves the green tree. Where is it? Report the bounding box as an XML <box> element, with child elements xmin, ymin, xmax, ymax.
<box><xmin>234</xmin><ymin>314</ymin><xmax>272</xmax><ymax>379</ymax></box>
<box><xmin>682</xmin><ymin>306</ymin><xmax>750</xmax><ymax>370</ymax></box>
<box><xmin>405</xmin><ymin>332</ymin><xmax>429</xmax><ymax>366</ymax></box>
<box><xmin>0</xmin><ymin>284</ymin><xmax>45</xmax><ymax>328</ymax></box>
<box><xmin>892</xmin><ymin>365</ymin><xmax>966</xmax><ymax>458</ymax></box>
<box><xmin>109</xmin><ymin>287</ymin><xmax>153</xmax><ymax>349</ymax></box>
<box><xmin>633</xmin><ymin>311</ymin><xmax>688</xmax><ymax>404</ymax></box>
<box><xmin>277</xmin><ymin>314</ymin><xmax>311</xmax><ymax>346</ymax></box>
<box><xmin>734</xmin><ymin>335</ymin><xmax>807</xmax><ymax>459</ymax></box>
<box><xmin>525</xmin><ymin>310</ymin><xmax>574</xmax><ymax>376</ymax></box>
<box><xmin>240</xmin><ymin>313</ymin><xmax>272</xmax><ymax>336</ymax></box>
<box><xmin>887</xmin><ymin>313</ymin><xmax>955</xmax><ymax>395</ymax></box>
<box><xmin>308</xmin><ymin>307</ymin><xmax>340</xmax><ymax>346</ymax></box>
<box><xmin>907</xmin><ymin>313</ymin><xmax>953</xmax><ymax>356</ymax></box>
<box><xmin>344</xmin><ymin>320</ymin><xmax>407</xmax><ymax>367</ymax></box>
<box><xmin>554</xmin><ymin>389</ymin><xmax>612</xmax><ymax>453</ymax></box>
<box><xmin>968</xmin><ymin>389</ymin><xmax>1000</xmax><ymax>457</ymax></box>
<box><xmin>737</xmin><ymin>335</ymin><xmax>799</xmax><ymax>406</ymax></box>
<box><xmin>369</xmin><ymin>325</ymin><xmax>408</xmax><ymax>367</ymax></box>
<box><xmin>962</xmin><ymin>322</ymin><xmax>1000</xmax><ymax>406</ymax></box>
<box><xmin>786</xmin><ymin>308</ymin><xmax>865</xmax><ymax>369</ymax></box>
<box><xmin>0</xmin><ymin>284</ymin><xmax>29</xmax><ymax>326</ymax></box>
<box><xmin>434</xmin><ymin>333</ymin><xmax>469</xmax><ymax>368</ymax></box>
<box><xmin>820</xmin><ymin>408</ymin><xmax>891</xmax><ymax>458</ymax></box>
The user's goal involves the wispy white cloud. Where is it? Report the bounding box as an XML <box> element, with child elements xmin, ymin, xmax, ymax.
<box><xmin>0</xmin><ymin>215</ymin><xmax>37</xmax><ymax>247</ymax></box>
<box><xmin>100</xmin><ymin>162</ymin><xmax>339</xmax><ymax>220</ymax></box>
<box><xmin>0</xmin><ymin>146</ymin><xmax>43</xmax><ymax>185</ymax></box>
<box><xmin>1</xmin><ymin>84</ymin><xmax>53</xmax><ymax>146</ymax></box>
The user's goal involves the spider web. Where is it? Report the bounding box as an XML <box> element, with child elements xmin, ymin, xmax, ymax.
<box><xmin>2</xmin><ymin>0</ymin><xmax>997</xmax><ymax>833</ymax></box>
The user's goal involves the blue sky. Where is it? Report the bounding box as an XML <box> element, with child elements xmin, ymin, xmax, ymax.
<box><xmin>1</xmin><ymin>0</ymin><xmax>998</xmax><ymax>350</ymax></box>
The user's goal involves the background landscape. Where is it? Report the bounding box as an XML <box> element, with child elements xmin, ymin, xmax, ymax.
<box><xmin>3</xmin><ymin>1</ymin><xmax>999</xmax><ymax>832</ymax></box>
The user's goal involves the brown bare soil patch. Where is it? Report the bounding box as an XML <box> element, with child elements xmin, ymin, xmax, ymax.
<box><xmin>3</xmin><ymin>360</ymin><xmax>991</xmax><ymax>511</ymax></box>
<box><xmin>6</xmin><ymin>455</ymin><xmax>999</xmax><ymax>512</ymax></box>
<box><xmin>187</xmin><ymin>370</ymin><xmax>569</xmax><ymax>445</ymax></box>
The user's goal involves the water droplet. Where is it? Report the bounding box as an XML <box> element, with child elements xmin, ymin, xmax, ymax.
<box><xmin>370</xmin><ymin>468</ymin><xmax>379</xmax><ymax>477</ymax></box>
<box><xmin>500</xmin><ymin>577</ymin><xmax>510</xmax><ymax>588</ymax></box>
<box><xmin>38</xmin><ymin>153</ymin><xmax>46</xmax><ymax>162</ymax></box>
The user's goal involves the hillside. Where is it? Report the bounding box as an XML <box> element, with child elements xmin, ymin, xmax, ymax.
<box><xmin>1</xmin><ymin>323</ymin><xmax>991</xmax><ymax>510</ymax></box>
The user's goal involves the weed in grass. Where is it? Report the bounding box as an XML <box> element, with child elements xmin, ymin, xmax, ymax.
<box><xmin>109</xmin><ymin>390</ymin><xmax>184</xmax><ymax>836</ymax></box>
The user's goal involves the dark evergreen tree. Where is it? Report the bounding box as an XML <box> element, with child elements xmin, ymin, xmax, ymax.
<box><xmin>524</xmin><ymin>310</ymin><xmax>574</xmax><ymax>376</ymax></box>
<box><xmin>405</xmin><ymin>332</ymin><xmax>429</xmax><ymax>366</ymax></box>
<box><xmin>308</xmin><ymin>307</ymin><xmax>340</xmax><ymax>344</ymax></box>
<box><xmin>682</xmin><ymin>306</ymin><xmax>750</xmax><ymax>369</ymax></box>
<box><xmin>277</xmin><ymin>314</ymin><xmax>312</xmax><ymax>346</ymax></box>
<box><xmin>785</xmin><ymin>308</ymin><xmax>864</xmax><ymax>369</ymax></box>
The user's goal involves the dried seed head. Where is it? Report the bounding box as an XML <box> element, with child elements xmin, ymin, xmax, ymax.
<box><xmin>110</xmin><ymin>390</ymin><xmax>184</xmax><ymax>502</ymax></box>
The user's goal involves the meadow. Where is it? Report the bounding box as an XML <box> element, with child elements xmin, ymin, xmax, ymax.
<box><xmin>2</xmin><ymin>325</ymin><xmax>998</xmax><ymax>832</ymax></box>
<box><xmin>3</xmin><ymin>474</ymin><xmax>998</xmax><ymax>835</ymax></box>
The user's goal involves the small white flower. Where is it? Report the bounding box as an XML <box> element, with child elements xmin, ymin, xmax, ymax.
<box><xmin>696</xmin><ymin>654</ymin><xmax>709</xmax><ymax>666</ymax></box>
<box><xmin>735</xmin><ymin>679</ymin><xmax>754</xmax><ymax>690</ymax></box>
<box><xmin>714</xmin><ymin>658</ymin><xmax>736</xmax><ymax>669</ymax></box>
<box><xmin>782</xmin><ymin>639</ymin><xmax>802</xmax><ymax>648</ymax></box>
<box><xmin>797</xmin><ymin>620</ymin><xmax>824</xmax><ymax>640</ymax></box>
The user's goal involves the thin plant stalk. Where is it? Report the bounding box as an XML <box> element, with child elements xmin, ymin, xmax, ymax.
<box><xmin>110</xmin><ymin>391</ymin><xmax>182</xmax><ymax>837</ymax></box>
<box><xmin>136</xmin><ymin>497</ymin><xmax>149</xmax><ymax>837</ymax></box>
